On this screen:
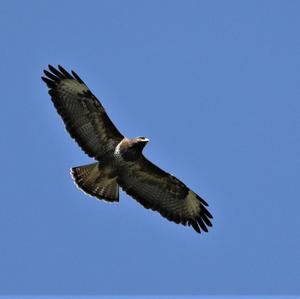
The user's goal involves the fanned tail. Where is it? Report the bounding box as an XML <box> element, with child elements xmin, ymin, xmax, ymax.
<box><xmin>70</xmin><ymin>162</ymin><xmax>119</xmax><ymax>203</ymax></box>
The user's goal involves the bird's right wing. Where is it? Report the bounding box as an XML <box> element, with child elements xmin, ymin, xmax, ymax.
<box><xmin>42</xmin><ymin>65</ymin><xmax>124</xmax><ymax>160</ymax></box>
<box><xmin>118</xmin><ymin>156</ymin><xmax>213</xmax><ymax>233</ymax></box>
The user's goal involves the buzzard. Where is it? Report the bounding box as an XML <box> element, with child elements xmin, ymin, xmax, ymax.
<box><xmin>42</xmin><ymin>65</ymin><xmax>213</xmax><ymax>234</ymax></box>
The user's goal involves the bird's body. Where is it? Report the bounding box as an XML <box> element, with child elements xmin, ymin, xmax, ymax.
<box><xmin>42</xmin><ymin>65</ymin><xmax>213</xmax><ymax>233</ymax></box>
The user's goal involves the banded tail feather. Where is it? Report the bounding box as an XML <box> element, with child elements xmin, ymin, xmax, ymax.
<box><xmin>71</xmin><ymin>162</ymin><xmax>119</xmax><ymax>203</ymax></box>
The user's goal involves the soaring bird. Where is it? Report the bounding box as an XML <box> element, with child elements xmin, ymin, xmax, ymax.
<box><xmin>42</xmin><ymin>65</ymin><xmax>213</xmax><ymax>233</ymax></box>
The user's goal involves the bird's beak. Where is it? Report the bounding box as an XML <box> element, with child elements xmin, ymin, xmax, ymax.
<box><xmin>143</xmin><ymin>138</ymin><xmax>150</xmax><ymax>143</ymax></box>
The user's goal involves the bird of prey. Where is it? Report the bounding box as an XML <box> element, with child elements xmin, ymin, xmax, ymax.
<box><xmin>42</xmin><ymin>65</ymin><xmax>213</xmax><ymax>234</ymax></box>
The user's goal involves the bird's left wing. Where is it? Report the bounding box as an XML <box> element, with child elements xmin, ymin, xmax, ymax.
<box><xmin>118</xmin><ymin>156</ymin><xmax>213</xmax><ymax>233</ymax></box>
<box><xmin>42</xmin><ymin>65</ymin><xmax>124</xmax><ymax>160</ymax></box>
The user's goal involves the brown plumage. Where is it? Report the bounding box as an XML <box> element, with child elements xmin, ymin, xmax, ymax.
<box><xmin>42</xmin><ymin>65</ymin><xmax>213</xmax><ymax>234</ymax></box>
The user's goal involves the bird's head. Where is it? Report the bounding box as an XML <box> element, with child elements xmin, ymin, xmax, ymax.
<box><xmin>119</xmin><ymin>137</ymin><xmax>150</xmax><ymax>161</ymax></box>
<box><xmin>135</xmin><ymin>136</ymin><xmax>150</xmax><ymax>144</ymax></box>
<box><xmin>132</xmin><ymin>136</ymin><xmax>150</xmax><ymax>152</ymax></box>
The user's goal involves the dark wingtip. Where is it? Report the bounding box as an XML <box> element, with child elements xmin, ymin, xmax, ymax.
<box><xmin>189</xmin><ymin>220</ymin><xmax>201</xmax><ymax>234</ymax></box>
<box><xmin>201</xmin><ymin>214</ymin><xmax>213</xmax><ymax>227</ymax></box>
<box><xmin>200</xmin><ymin>198</ymin><xmax>209</xmax><ymax>207</ymax></box>
<box><xmin>201</xmin><ymin>205</ymin><xmax>213</xmax><ymax>219</ymax></box>
<box><xmin>71</xmin><ymin>70</ymin><xmax>84</xmax><ymax>84</ymax></box>
<box><xmin>41</xmin><ymin>76</ymin><xmax>55</xmax><ymax>88</ymax></box>
<box><xmin>197</xmin><ymin>217</ymin><xmax>208</xmax><ymax>232</ymax></box>
<box><xmin>48</xmin><ymin>64</ymin><xmax>55</xmax><ymax>72</ymax></box>
<box><xmin>58</xmin><ymin>65</ymin><xmax>73</xmax><ymax>79</ymax></box>
<box><xmin>44</xmin><ymin>69</ymin><xmax>59</xmax><ymax>81</ymax></box>
<box><xmin>48</xmin><ymin>64</ymin><xmax>64</xmax><ymax>79</ymax></box>
<box><xmin>196</xmin><ymin>194</ymin><xmax>209</xmax><ymax>206</ymax></box>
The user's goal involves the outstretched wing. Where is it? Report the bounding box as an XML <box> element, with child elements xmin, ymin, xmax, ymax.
<box><xmin>42</xmin><ymin>65</ymin><xmax>124</xmax><ymax>160</ymax></box>
<box><xmin>118</xmin><ymin>156</ymin><xmax>213</xmax><ymax>233</ymax></box>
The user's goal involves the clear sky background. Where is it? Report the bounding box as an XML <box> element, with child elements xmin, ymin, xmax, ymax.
<box><xmin>0</xmin><ymin>0</ymin><xmax>299</xmax><ymax>295</ymax></box>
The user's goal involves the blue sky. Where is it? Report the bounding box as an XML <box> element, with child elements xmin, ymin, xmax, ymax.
<box><xmin>0</xmin><ymin>0</ymin><xmax>299</xmax><ymax>295</ymax></box>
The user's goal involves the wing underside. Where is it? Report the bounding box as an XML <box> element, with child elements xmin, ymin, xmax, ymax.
<box><xmin>118</xmin><ymin>156</ymin><xmax>213</xmax><ymax>233</ymax></box>
<box><xmin>42</xmin><ymin>65</ymin><xmax>123</xmax><ymax>160</ymax></box>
